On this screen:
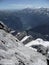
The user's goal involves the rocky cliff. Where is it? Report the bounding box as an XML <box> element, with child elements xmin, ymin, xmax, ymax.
<box><xmin>0</xmin><ymin>21</ymin><xmax>47</xmax><ymax>65</ymax></box>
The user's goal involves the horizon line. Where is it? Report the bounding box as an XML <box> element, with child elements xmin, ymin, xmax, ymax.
<box><xmin>0</xmin><ymin>7</ymin><xmax>49</xmax><ymax>11</ymax></box>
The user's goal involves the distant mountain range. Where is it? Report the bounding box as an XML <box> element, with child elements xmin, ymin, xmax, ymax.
<box><xmin>0</xmin><ymin>8</ymin><xmax>49</xmax><ymax>40</ymax></box>
<box><xmin>17</xmin><ymin>8</ymin><xmax>49</xmax><ymax>29</ymax></box>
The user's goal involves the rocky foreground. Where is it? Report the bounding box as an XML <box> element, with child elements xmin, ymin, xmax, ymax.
<box><xmin>0</xmin><ymin>21</ymin><xmax>48</xmax><ymax>65</ymax></box>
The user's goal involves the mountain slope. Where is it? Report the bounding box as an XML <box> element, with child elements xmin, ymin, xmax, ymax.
<box><xmin>0</xmin><ymin>22</ymin><xmax>47</xmax><ymax>65</ymax></box>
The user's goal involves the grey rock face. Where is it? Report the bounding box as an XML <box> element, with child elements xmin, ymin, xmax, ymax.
<box><xmin>16</xmin><ymin>31</ymin><xmax>27</xmax><ymax>41</ymax></box>
<box><xmin>31</xmin><ymin>45</ymin><xmax>48</xmax><ymax>55</ymax></box>
<box><xmin>0</xmin><ymin>21</ymin><xmax>11</xmax><ymax>32</ymax></box>
<box><xmin>37</xmin><ymin>45</ymin><xmax>48</xmax><ymax>55</ymax></box>
<box><xmin>22</xmin><ymin>35</ymin><xmax>33</xmax><ymax>45</ymax></box>
<box><xmin>0</xmin><ymin>29</ymin><xmax>47</xmax><ymax>65</ymax></box>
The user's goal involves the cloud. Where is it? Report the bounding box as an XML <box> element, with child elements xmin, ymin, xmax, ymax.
<box><xmin>8</xmin><ymin>4</ymin><xmax>33</xmax><ymax>9</ymax></box>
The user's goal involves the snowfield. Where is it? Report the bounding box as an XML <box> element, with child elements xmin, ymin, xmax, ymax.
<box><xmin>25</xmin><ymin>38</ymin><xmax>49</xmax><ymax>47</ymax></box>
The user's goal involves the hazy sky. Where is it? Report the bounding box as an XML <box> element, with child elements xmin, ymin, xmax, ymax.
<box><xmin>0</xmin><ymin>0</ymin><xmax>49</xmax><ymax>10</ymax></box>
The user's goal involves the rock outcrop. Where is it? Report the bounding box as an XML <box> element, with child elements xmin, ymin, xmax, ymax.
<box><xmin>0</xmin><ymin>22</ymin><xmax>47</xmax><ymax>65</ymax></box>
<box><xmin>0</xmin><ymin>21</ymin><xmax>11</xmax><ymax>32</ymax></box>
<box><xmin>16</xmin><ymin>31</ymin><xmax>27</xmax><ymax>40</ymax></box>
